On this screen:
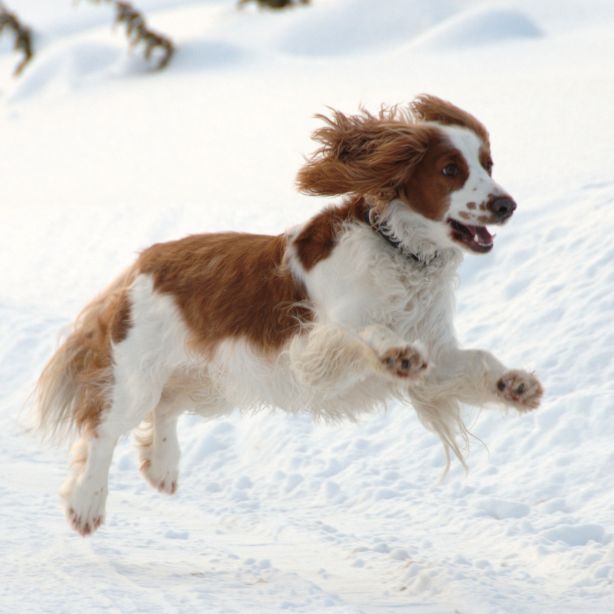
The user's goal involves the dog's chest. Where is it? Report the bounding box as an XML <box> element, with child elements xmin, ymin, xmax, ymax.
<box><xmin>301</xmin><ymin>227</ymin><xmax>460</xmax><ymax>350</ymax></box>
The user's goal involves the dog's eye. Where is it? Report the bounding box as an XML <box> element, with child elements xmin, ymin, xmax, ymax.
<box><xmin>442</xmin><ymin>163</ymin><xmax>460</xmax><ymax>177</ymax></box>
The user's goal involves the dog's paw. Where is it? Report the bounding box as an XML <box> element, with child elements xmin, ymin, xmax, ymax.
<box><xmin>140</xmin><ymin>458</ymin><xmax>179</xmax><ymax>495</ymax></box>
<box><xmin>60</xmin><ymin>476</ymin><xmax>107</xmax><ymax>536</ymax></box>
<box><xmin>496</xmin><ymin>370</ymin><xmax>543</xmax><ymax>411</ymax></box>
<box><xmin>379</xmin><ymin>344</ymin><xmax>428</xmax><ymax>380</ymax></box>
<box><xmin>66</xmin><ymin>504</ymin><xmax>104</xmax><ymax>536</ymax></box>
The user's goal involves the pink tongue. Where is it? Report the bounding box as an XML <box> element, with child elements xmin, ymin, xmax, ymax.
<box><xmin>474</xmin><ymin>225</ymin><xmax>493</xmax><ymax>245</ymax></box>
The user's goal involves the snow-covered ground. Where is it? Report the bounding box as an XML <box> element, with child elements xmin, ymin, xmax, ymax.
<box><xmin>1</xmin><ymin>0</ymin><xmax>613</xmax><ymax>612</ymax></box>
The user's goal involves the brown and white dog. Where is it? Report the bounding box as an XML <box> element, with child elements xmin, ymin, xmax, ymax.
<box><xmin>36</xmin><ymin>95</ymin><xmax>543</xmax><ymax>536</ymax></box>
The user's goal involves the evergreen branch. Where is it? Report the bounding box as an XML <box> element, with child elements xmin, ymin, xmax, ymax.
<box><xmin>238</xmin><ymin>0</ymin><xmax>310</xmax><ymax>10</ymax></box>
<box><xmin>89</xmin><ymin>0</ymin><xmax>174</xmax><ymax>69</ymax></box>
<box><xmin>0</xmin><ymin>4</ymin><xmax>34</xmax><ymax>76</ymax></box>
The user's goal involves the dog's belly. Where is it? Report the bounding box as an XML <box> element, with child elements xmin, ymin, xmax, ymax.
<box><xmin>168</xmin><ymin>337</ymin><xmax>395</xmax><ymax>420</ymax></box>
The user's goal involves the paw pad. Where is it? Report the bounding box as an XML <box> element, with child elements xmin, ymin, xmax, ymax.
<box><xmin>380</xmin><ymin>345</ymin><xmax>428</xmax><ymax>380</ymax></box>
<box><xmin>496</xmin><ymin>370</ymin><xmax>543</xmax><ymax>411</ymax></box>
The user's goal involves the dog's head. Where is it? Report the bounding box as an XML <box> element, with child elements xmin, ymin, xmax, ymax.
<box><xmin>297</xmin><ymin>95</ymin><xmax>516</xmax><ymax>254</ymax></box>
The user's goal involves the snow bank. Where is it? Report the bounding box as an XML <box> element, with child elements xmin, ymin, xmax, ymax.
<box><xmin>412</xmin><ymin>7</ymin><xmax>542</xmax><ymax>51</ymax></box>
<box><xmin>280</xmin><ymin>0</ymin><xmax>459</xmax><ymax>56</ymax></box>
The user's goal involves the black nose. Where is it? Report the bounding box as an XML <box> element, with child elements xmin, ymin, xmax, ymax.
<box><xmin>488</xmin><ymin>197</ymin><xmax>516</xmax><ymax>221</ymax></box>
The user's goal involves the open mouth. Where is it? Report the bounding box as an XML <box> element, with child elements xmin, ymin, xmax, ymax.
<box><xmin>447</xmin><ymin>218</ymin><xmax>494</xmax><ymax>253</ymax></box>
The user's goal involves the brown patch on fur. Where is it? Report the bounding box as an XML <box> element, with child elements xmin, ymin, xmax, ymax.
<box><xmin>459</xmin><ymin>211</ymin><xmax>471</xmax><ymax>220</ymax></box>
<box><xmin>477</xmin><ymin>215</ymin><xmax>491</xmax><ymax>224</ymax></box>
<box><xmin>467</xmin><ymin>202</ymin><xmax>476</xmax><ymax>209</ymax></box>
<box><xmin>399</xmin><ymin>133</ymin><xmax>468</xmax><ymax>220</ymax></box>
<box><xmin>294</xmin><ymin>196</ymin><xmax>367</xmax><ymax>270</ymax></box>
<box><xmin>139</xmin><ymin>233</ymin><xmax>311</xmax><ymax>355</ymax></box>
<box><xmin>110</xmin><ymin>292</ymin><xmax>132</xmax><ymax>343</ymax></box>
<box><xmin>479</xmin><ymin>202</ymin><xmax>487</xmax><ymax>211</ymax></box>
<box><xmin>410</xmin><ymin>94</ymin><xmax>490</xmax><ymax>149</ymax></box>
<box><xmin>36</xmin><ymin>265</ymin><xmax>138</xmax><ymax>438</ymax></box>
<box><xmin>297</xmin><ymin>107</ymin><xmax>438</xmax><ymax>203</ymax></box>
<box><xmin>479</xmin><ymin>148</ymin><xmax>493</xmax><ymax>175</ymax></box>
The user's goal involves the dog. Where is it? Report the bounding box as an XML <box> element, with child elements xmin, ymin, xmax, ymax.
<box><xmin>35</xmin><ymin>95</ymin><xmax>543</xmax><ymax>536</ymax></box>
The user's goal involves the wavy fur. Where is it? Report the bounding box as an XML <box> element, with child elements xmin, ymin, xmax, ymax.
<box><xmin>34</xmin><ymin>266</ymin><xmax>137</xmax><ymax>443</ymax></box>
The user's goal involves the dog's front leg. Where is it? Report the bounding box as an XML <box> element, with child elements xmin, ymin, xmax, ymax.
<box><xmin>434</xmin><ymin>348</ymin><xmax>543</xmax><ymax>412</ymax></box>
<box><xmin>289</xmin><ymin>323</ymin><xmax>428</xmax><ymax>391</ymax></box>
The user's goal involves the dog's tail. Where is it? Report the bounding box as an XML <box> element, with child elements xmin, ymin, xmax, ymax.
<box><xmin>34</xmin><ymin>266</ymin><xmax>137</xmax><ymax>443</ymax></box>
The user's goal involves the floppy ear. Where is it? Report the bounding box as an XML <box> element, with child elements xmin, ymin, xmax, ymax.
<box><xmin>296</xmin><ymin>108</ymin><xmax>433</xmax><ymax>202</ymax></box>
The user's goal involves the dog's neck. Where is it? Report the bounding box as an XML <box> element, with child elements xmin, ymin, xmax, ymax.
<box><xmin>364</xmin><ymin>199</ymin><xmax>459</xmax><ymax>267</ymax></box>
<box><xmin>363</xmin><ymin>207</ymin><xmax>428</xmax><ymax>264</ymax></box>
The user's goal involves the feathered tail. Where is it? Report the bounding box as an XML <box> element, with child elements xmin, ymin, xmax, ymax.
<box><xmin>34</xmin><ymin>266</ymin><xmax>137</xmax><ymax>443</ymax></box>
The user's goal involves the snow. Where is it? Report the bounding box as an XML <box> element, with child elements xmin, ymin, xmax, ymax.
<box><xmin>1</xmin><ymin>0</ymin><xmax>613</xmax><ymax>612</ymax></box>
<box><xmin>411</xmin><ymin>7</ymin><xmax>542</xmax><ymax>50</ymax></box>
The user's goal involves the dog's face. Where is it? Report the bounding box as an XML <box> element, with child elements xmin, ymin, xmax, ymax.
<box><xmin>399</xmin><ymin>123</ymin><xmax>516</xmax><ymax>254</ymax></box>
<box><xmin>297</xmin><ymin>95</ymin><xmax>516</xmax><ymax>255</ymax></box>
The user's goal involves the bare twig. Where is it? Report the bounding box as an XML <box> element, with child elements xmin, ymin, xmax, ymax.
<box><xmin>0</xmin><ymin>3</ymin><xmax>34</xmax><ymax>76</ymax></box>
<box><xmin>238</xmin><ymin>0</ymin><xmax>310</xmax><ymax>10</ymax></box>
<box><xmin>89</xmin><ymin>0</ymin><xmax>174</xmax><ymax>69</ymax></box>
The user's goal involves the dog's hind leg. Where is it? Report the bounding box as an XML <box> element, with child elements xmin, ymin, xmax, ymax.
<box><xmin>136</xmin><ymin>393</ymin><xmax>183</xmax><ymax>495</ymax></box>
<box><xmin>60</xmin><ymin>433</ymin><xmax>114</xmax><ymax>536</ymax></box>
<box><xmin>56</xmin><ymin>274</ymin><xmax>190</xmax><ymax>535</ymax></box>
<box><xmin>60</xmin><ymin>364</ymin><xmax>166</xmax><ymax>536</ymax></box>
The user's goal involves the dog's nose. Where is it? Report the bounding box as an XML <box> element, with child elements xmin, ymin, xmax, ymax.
<box><xmin>488</xmin><ymin>197</ymin><xmax>516</xmax><ymax>221</ymax></box>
